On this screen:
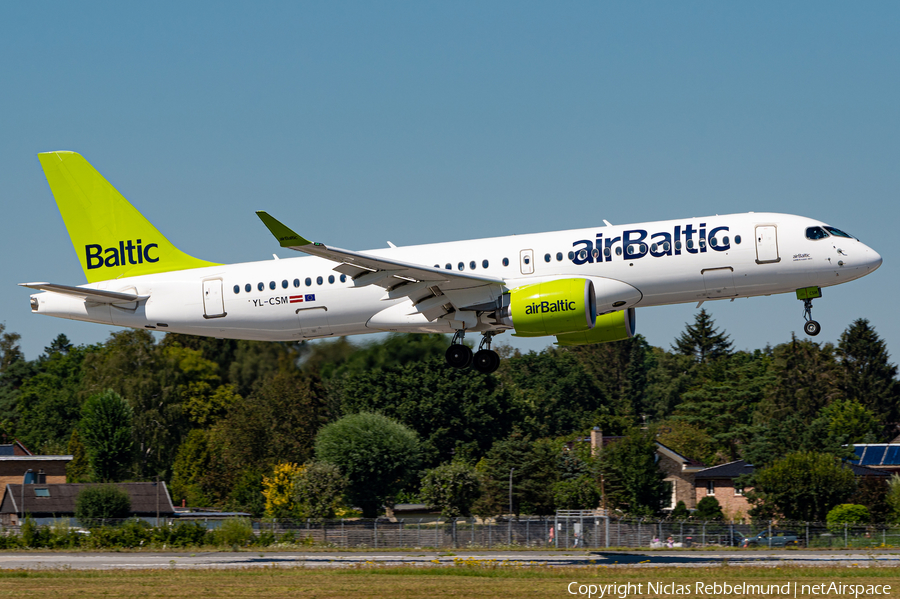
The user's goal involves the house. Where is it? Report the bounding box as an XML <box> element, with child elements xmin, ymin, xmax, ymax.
<box><xmin>849</xmin><ymin>444</ymin><xmax>900</xmax><ymax>474</ymax></box>
<box><xmin>0</xmin><ymin>482</ymin><xmax>175</xmax><ymax>526</ymax></box>
<box><xmin>693</xmin><ymin>458</ymin><xmax>890</xmax><ymax>520</ymax></box>
<box><xmin>0</xmin><ymin>439</ymin><xmax>72</xmax><ymax>487</ymax></box>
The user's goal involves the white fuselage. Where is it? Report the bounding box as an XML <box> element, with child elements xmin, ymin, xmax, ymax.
<box><xmin>28</xmin><ymin>213</ymin><xmax>882</xmax><ymax>342</ymax></box>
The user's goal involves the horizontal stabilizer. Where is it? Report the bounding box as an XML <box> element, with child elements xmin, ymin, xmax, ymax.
<box><xmin>19</xmin><ymin>282</ymin><xmax>148</xmax><ymax>304</ymax></box>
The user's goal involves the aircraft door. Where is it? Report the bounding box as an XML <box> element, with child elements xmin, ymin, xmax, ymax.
<box><xmin>755</xmin><ymin>225</ymin><xmax>780</xmax><ymax>264</ymax></box>
<box><xmin>520</xmin><ymin>249</ymin><xmax>534</xmax><ymax>275</ymax></box>
<box><xmin>702</xmin><ymin>267</ymin><xmax>737</xmax><ymax>298</ymax></box>
<box><xmin>202</xmin><ymin>279</ymin><xmax>226</xmax><ymax>318</ymax></box>
<box><xmin>297</xmin><ymin>306</ymin><xmax>333</xmax><ymax>338</ymax></box>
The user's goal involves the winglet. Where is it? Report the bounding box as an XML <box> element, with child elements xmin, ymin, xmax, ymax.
<box><xmin>255</xmin><ymin>211</ymin><xmax>312</xmax><ymax>247</ymax></box>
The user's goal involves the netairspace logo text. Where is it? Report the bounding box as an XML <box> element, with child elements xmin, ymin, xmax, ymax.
<box><xmin>567</xmin><ymin>581</ymin><xmax>892</xmax><ymax>598</ymax></box>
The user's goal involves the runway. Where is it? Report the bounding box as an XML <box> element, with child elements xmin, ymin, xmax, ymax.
<box><xmin>0</xmin><ymin>550</ymin><xmax>898</xmax><ymax>570</ymax></box>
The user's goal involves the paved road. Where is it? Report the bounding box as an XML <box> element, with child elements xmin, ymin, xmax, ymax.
<box><xmin>1</xmin><ymin>550</ymin><xmax>898</xmax><ymax>570</ymax></box>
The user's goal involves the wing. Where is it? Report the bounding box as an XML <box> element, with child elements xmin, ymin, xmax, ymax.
<box><xmin>256</xmin><ymin>211</ymin><xmax>506</xmax><ymax>321</ymax></box>
<box><xmin>19</xmin><ymin>282</ymin><xmax>149</xmax><ymax>304</ymax></box>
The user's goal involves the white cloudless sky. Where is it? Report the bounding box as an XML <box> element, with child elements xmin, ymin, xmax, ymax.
<box><xmin>1</xmin><ymin>2</ymin><xmax>898</xmax><ymax>359</ymax></box>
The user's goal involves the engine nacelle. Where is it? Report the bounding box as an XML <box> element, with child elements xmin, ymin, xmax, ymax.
<box><xmin>555</xmin><ymin>308</ymin><xmax>636</xmax><ymax>346</ymax></box>
<box><xmin>500</xmin><ymin>278</ymin><xmax>596</xmax><ymax>337</ymax></box>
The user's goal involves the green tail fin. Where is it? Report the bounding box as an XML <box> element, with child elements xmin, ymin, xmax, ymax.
<box><xmin>38</xmin><ymin>151</ymin><xmax>220</xmax><ymax>283</ymax></box>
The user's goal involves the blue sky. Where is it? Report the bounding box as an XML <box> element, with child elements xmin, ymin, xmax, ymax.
<box><xmin>2</xmin><ymin>2</ymin><xmax>898</xmax><ymax>359</ymax></box>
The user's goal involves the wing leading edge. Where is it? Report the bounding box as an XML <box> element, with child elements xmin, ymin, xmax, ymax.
<box><xmin>255</xmin><ymin>211</ymin><xmax>506</xmax><ymax>321</ymax></box>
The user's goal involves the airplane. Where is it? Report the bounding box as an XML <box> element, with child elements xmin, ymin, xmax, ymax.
<box><xmin>21</xmin><ymin>151</ymin><xmax>883</xmax><ymax>374</ymax></box>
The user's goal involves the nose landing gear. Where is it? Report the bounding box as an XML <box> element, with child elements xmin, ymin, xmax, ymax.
<box><xmin>797</xmin><ymin>287</ymin><xmax>822</xmax><ymax>337</ymax></box>
<box><xmin>445</xmin><ymin>330</ymin><xmax>501</xmax><ymax>373</ymax></box>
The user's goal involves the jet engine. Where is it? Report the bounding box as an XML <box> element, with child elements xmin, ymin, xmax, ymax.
<box><xmin>498</xmin><ymin>278</ymin><xmax>596</xmax><ymax>337</ymax></box>
<box><xmin>555</xmin><ymin>308</ymin><xmax>636</xmax><ymax>346</ymax></box>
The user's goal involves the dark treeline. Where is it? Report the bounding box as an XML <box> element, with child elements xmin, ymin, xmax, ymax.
<box><xmin>0</xmin><ymin>311</ymin><xmax>897</xmax><ymax>518</ymax></box>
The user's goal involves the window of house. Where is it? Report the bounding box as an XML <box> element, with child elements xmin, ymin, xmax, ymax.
<box><xmin>706</xmin><ymin>480</ymin><xmax>715</xmax><ymax>496</ymax></box>
<box><xmin>734</xmin><ymin>485</ymin><xmax>744</xmax><ymax>496</ymax></box>
<box><xmin>34</xmin><ymin>488</ymin><xmax>50</xmax><ymax>497</ymax></box>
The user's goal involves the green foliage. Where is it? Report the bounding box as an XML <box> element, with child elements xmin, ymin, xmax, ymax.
<box><xmin>474</xmin><ymin>435</ymin><xmax>559</xmax><ymax>517</ymax></box>
<box><xmin>599</xmin><ymin>428</ymin><xmax>666</xmax><ymax>516</ymax></box>
<box><xmin>694</xmin><ymin>496</ymin><xmax>725</xmax><ymax>520</ymax></box>
<box><xmin>315</xmin><ymin>412</ymin><xmax>421</xmax><ymax>518</ymax></box>
<box><xmin>656</xmin><ymin>420</ymin><xmax>715</xmax><ymax>466</ymax></box>
<box><xmin>66</xmin><ymin>429</ymin><xmax>91</xmax><ymax>482</ymax></box>
<box><xmin>551</xmin><ymin>474</ymin><xmax>601</xmax><ymax>511</ymax></box>
<box><xmin>672</xmin><ymin>309</ymin><xmax>733</xmax><ymax>364</ymax></box>
<box><xmin>671</xmin><ymin>500</ymin><xmax>690</xmax><ymax>519</ymax></box>
<box><xmin>838</xmin><ymin>319</ymin><xmax>900</xmax><ymax>428</ymax></box>
<box><xmin>887</xmin><ymin>475</ymin><xmax>900</xmax><ymax>524</ymax></box>
<box><xmin>337</xmin><ymin>357</ymin><xmax>515</xmax><ymax>467</ymax></box>
<box><xmin>420</xmin><ymin>462</ymin><xmax>482</xmax><ymax>518</ymax></box>
<box><xmin>214</xmin><ymin>517</ymin><xmax>254</xmax><ymax>547</ymax></box>
<box><xmin>826</xmin><ymin>504</ymin><xmax>871</xmax><ymax>532</ymax></box>
<box><xmin>293</xmin><ymin>461</ymin><xmax>348</xmax><ymax>520</ymax></box>
<box><xmin>753</xmin><ymin>451</ymin><xmax>856</xmax><ymax>522</ymax></box>
<box><xmin>75</xmin><ymin>484</ymin><xmax>132</xmax><ymax>523</ymax></box>
<box><xmin>816</xmin><ymin>399</ymin><xmax>880</xmax><ymax>444</ymax></box>
<box><xmin>80</xmin><ymin>390</ymin><xmax>134</xmax><ymax>482</ymax></box>
<box><xmin>170</xmin><ymin>429</ymin><xmax>214</xmax><ymax>507</ymax></box>
<box><xmin>0</xmin><ymin>322</ymin><xmax>24</xmax><ymax>373</ymax></box>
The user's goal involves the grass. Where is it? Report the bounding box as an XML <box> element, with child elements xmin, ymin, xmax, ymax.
<box><xmin>0</xmin><ymin>565</ymin><xmax>898</xmax><ymax>598</ymax></box>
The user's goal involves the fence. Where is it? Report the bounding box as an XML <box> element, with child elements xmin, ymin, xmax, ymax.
<box><xmin>251</xmin><ymin>516</ymin><xmax>900</xmax><ymax>550</ymax></box>
<box><xmin>7</xmin><ymin>516</ymin><xmax>900</xmax><ymax>550</ymax></box>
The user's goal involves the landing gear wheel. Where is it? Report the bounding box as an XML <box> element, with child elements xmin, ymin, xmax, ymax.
<box><xmin>473</xmin><ymin>349</ymin><xmax>501</xmax><ymax>374</ymax></box>
<box><xmin>446</xmin><ymin>344</ymin><xmax>473</xmax><ymax>369</ymax></box>
<box><xmin>804</xmin><ymin>320</ymin><xmax>821</xmax><ymax>336</ymax></box>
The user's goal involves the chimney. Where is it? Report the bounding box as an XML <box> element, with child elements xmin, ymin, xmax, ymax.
<box><xmin>590</xmin><ymin>427</ymin><xmax>602</xmax><ymax>456</ymax></box>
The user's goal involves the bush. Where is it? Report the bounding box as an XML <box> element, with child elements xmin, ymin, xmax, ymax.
<box><xmin>75</xmin><ymin>484</ymin><xmax>131</xmax><ymax>524</ymax></box>
<box><xmin>214</xmin><ymin>517</ymin><xmax>254</xmax><ymax>547</ymax></box>
<box><xmin>671</xmin><ymin>501</ymin><xmax>691</xmax><ymax>520</ymax></box>
<box><xmin>827</xmin><ymin>504</ymin><xmax>871</xmax><ymax>533</ymax></box>
<box><xmin>694</xmin><ymin>496</ymin><xmax>725</xmax><ymax>520</ymax></box>
<box><xmin>152</xmin><ymin>521</ymin><xmax>210</xmax><ymax>547</ymax></box>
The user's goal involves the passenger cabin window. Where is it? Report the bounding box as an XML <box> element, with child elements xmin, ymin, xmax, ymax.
<box><xmin>806</xmin><ymin>226</ymin><xmax>829</xmax><ymax>240</ymax></box>
<box><xmin>293</xmin><ymin>279</ymin><xmax>300</xmax><ymax>288</ymax></box>
<box><xmin>316</xmin><ymin>276</ymin><xmax>323</xmax><ymax>285</ymax></box>
<box><xmin>244</xmin><ymin>284</ymin><xmax>251</xmax><ymax>293</ymax></box>
<box><xmin>470</xmin><ymin>260</ymin><xmax>476</xmax><ymax>270</ymax></box>
<box><xmin>825</xmin><ymin>226</ymin><xmax>855</xmax><ymax>239</ymax></box>
<box><xmin>502</xmin><ymin>257</ymin><xmax>510</xmax><ymax>267</ymax></box>
<box><xmin>544</xmin><ymin>253</ymin><xmax>551</xmax><ymax>263</ymax></box>
<box><xmin>340</xmin><ymin>275</ymin><xmax>347</xmax><ymax>283</ymax></box>
<box><xmin>281</xmin><ymin>280</ymin><xmax>288</xmax><ymax>289</ymax></box>
<box><xmin>257</xmin><ymin>282</ymin><xmax>264</xmax><ymax>291</ymax></box>
<box><xmin>556</xmin><ymin>252</ymin><xmax>563</xmax><ymax>261</ymax></box>
<box><xmin>305</xmin><ymin>278</ymin><xmax>312</xmax><ymax>286</ymax></box>
<box><xmin>482</xmin><ymin>259</ymin><xmax>489</xmax><ymax>269</ymax></box>
<box><xmin>269</xmin><ymin>281</ymin><xmax>276</xmax><ymax>290</ymax></box>
<box><xmin>458</xmin><ymin>262</ymin><xmax>465</xmax><ymax>271</ymax></box>
<box><xmin>328</xmin><ymin>275</ymin><xmax>335</xmax><ymax>284</ymax></box>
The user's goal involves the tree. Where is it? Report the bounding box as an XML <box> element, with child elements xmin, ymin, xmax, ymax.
<box><xmin>886</xmin><ymin>475</ymin><xmax>900</xmax><ymax>523</ymax></box>
<box><xmin>752</xmin><ymin>451</ymin><xmax>856</xmax><ymax>522</ymax></box>
<box><xmin>337</xmin><ymin>358</ymin><xmax>516</xmax><ymax>467</ymax></box>
<box><xmin>551</xmin><ymin>475</ymin><xmax>602</xmax><ymax>511</ymax></box>
<box><xmin>75</xmin><ymin>485</ymin><xmax>131</xmax><ymax>523</ymax></box>
<box><xmin>671</xmin><ymin>500</ymin><xmax>690</xmax><ymax>519</ymax></box>
<box><xmin>79</xmin><ymin>390</ymin><xmax>134</xmax><ymax>482</ymax></box>
<box><xmin>672</xmin><ymin>309</ymin><xmax>732</xmax><ymax>364</ymax></box>
<box><xmin>315</xmin><ymin>412</ymin><xmax>421</xmax><ymax>518</ymax></box>
<box><xmin>837</xmin><ymin>319</ymin><xmax>900</xmax><ymax>428</ymax></box>
<box><xmin>419</xmin><ymin>462</ymin><xmax>482</xmax><ymax>519</ymax></box>
<box><xmin>474</xmin><ymin>435</ymin><xmax>559</xmax><ymax>517</ymax></box>
<box><xmin>599</xmin><ymin>428</ymin><xmax>667</xmax><ymax>516</ymax></box>
<box><xmin>673</xmin><ymin>351</ymin><xmax>770</xmax><ymax>461</ymax></box>
<box><xmin>0</xmin><ymin>323</ymin><xmax>23</xmax><ymax>373</ymax></box>
<box><xmin>262</xmin><ymin>463</ymin><xmax>303</xmax><ymax>519</ymax></box>
<box><xmin>694</xmin><ymin>496</ymin><xmax>724</xmax><ymax>520</ymax></box>
<box><xmin>170</xmin><ymin>429</ymin><xmax>214</xmax><ymax>507</ymax></box>
<box><xmin>66</xmin><ymin>429</ymin><xmax>90</xmax><ymax>482</ymax></box>
<box><xmin>815</xmin><ymin>399</ymin><xmax>880</xmax><ymax>444</ymax></box>
<box><xmin>293</xmin><ymin>462</ymin><xmax>348</xmax><ymax>519</ymax></box>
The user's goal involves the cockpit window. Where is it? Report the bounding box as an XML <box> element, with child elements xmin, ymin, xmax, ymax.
<box><xmin>806</xmin><ymin>226</ymin><xmax>829</xmax><ymax>240</ymax></box>
<box><xmin>824</xmin><ymin>226</ymin><xmax>855</xmax><ymax>240</ymax></box>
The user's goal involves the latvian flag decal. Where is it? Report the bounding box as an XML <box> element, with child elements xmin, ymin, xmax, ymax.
<box><xmin>289</xmin><ymin>295</ymin><xmax>304</xmax><ymax>304</ymax></box>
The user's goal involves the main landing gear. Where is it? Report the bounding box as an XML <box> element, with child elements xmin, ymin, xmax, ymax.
<box><xmin>798</xmin><ymin>287</ymin><xmax>822</xmax><ymax>337</ymax></box>
<box><xmin>445</xmin><ymin>331</ymin><xmax>501</xmax><ymax>374</ymax></box>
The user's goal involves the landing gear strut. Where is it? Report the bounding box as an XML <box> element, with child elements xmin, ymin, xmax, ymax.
<box><xmin>445</xmin><ymin>330</ymin><xmax>501</xmax><ymax>373</ymax></box>
<box><xmin>445</xmin><ymin>330</ymin><xmax>473</xmax><ymax>369</ymax></box>
<box><xmin>798</xmin><ymin>287</ymin><xmax>822</xmax><ymax>337</ymax></box>
<box><xmin>472</xmin><ymin>333</ymin><xmax>501</xmax><ymax>374</ymax></box>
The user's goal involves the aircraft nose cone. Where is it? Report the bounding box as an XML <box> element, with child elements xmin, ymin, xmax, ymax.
<box><xmin>866</xmin><ymin>247</ymin><xmax>883</xmax><ymax>271</ymax></box>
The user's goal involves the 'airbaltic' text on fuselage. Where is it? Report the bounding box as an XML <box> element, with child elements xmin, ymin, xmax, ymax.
<box><xmin>571</xmin><ymin>223</ymin><xmax>731</xmax><ymax>265</ymax></box>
